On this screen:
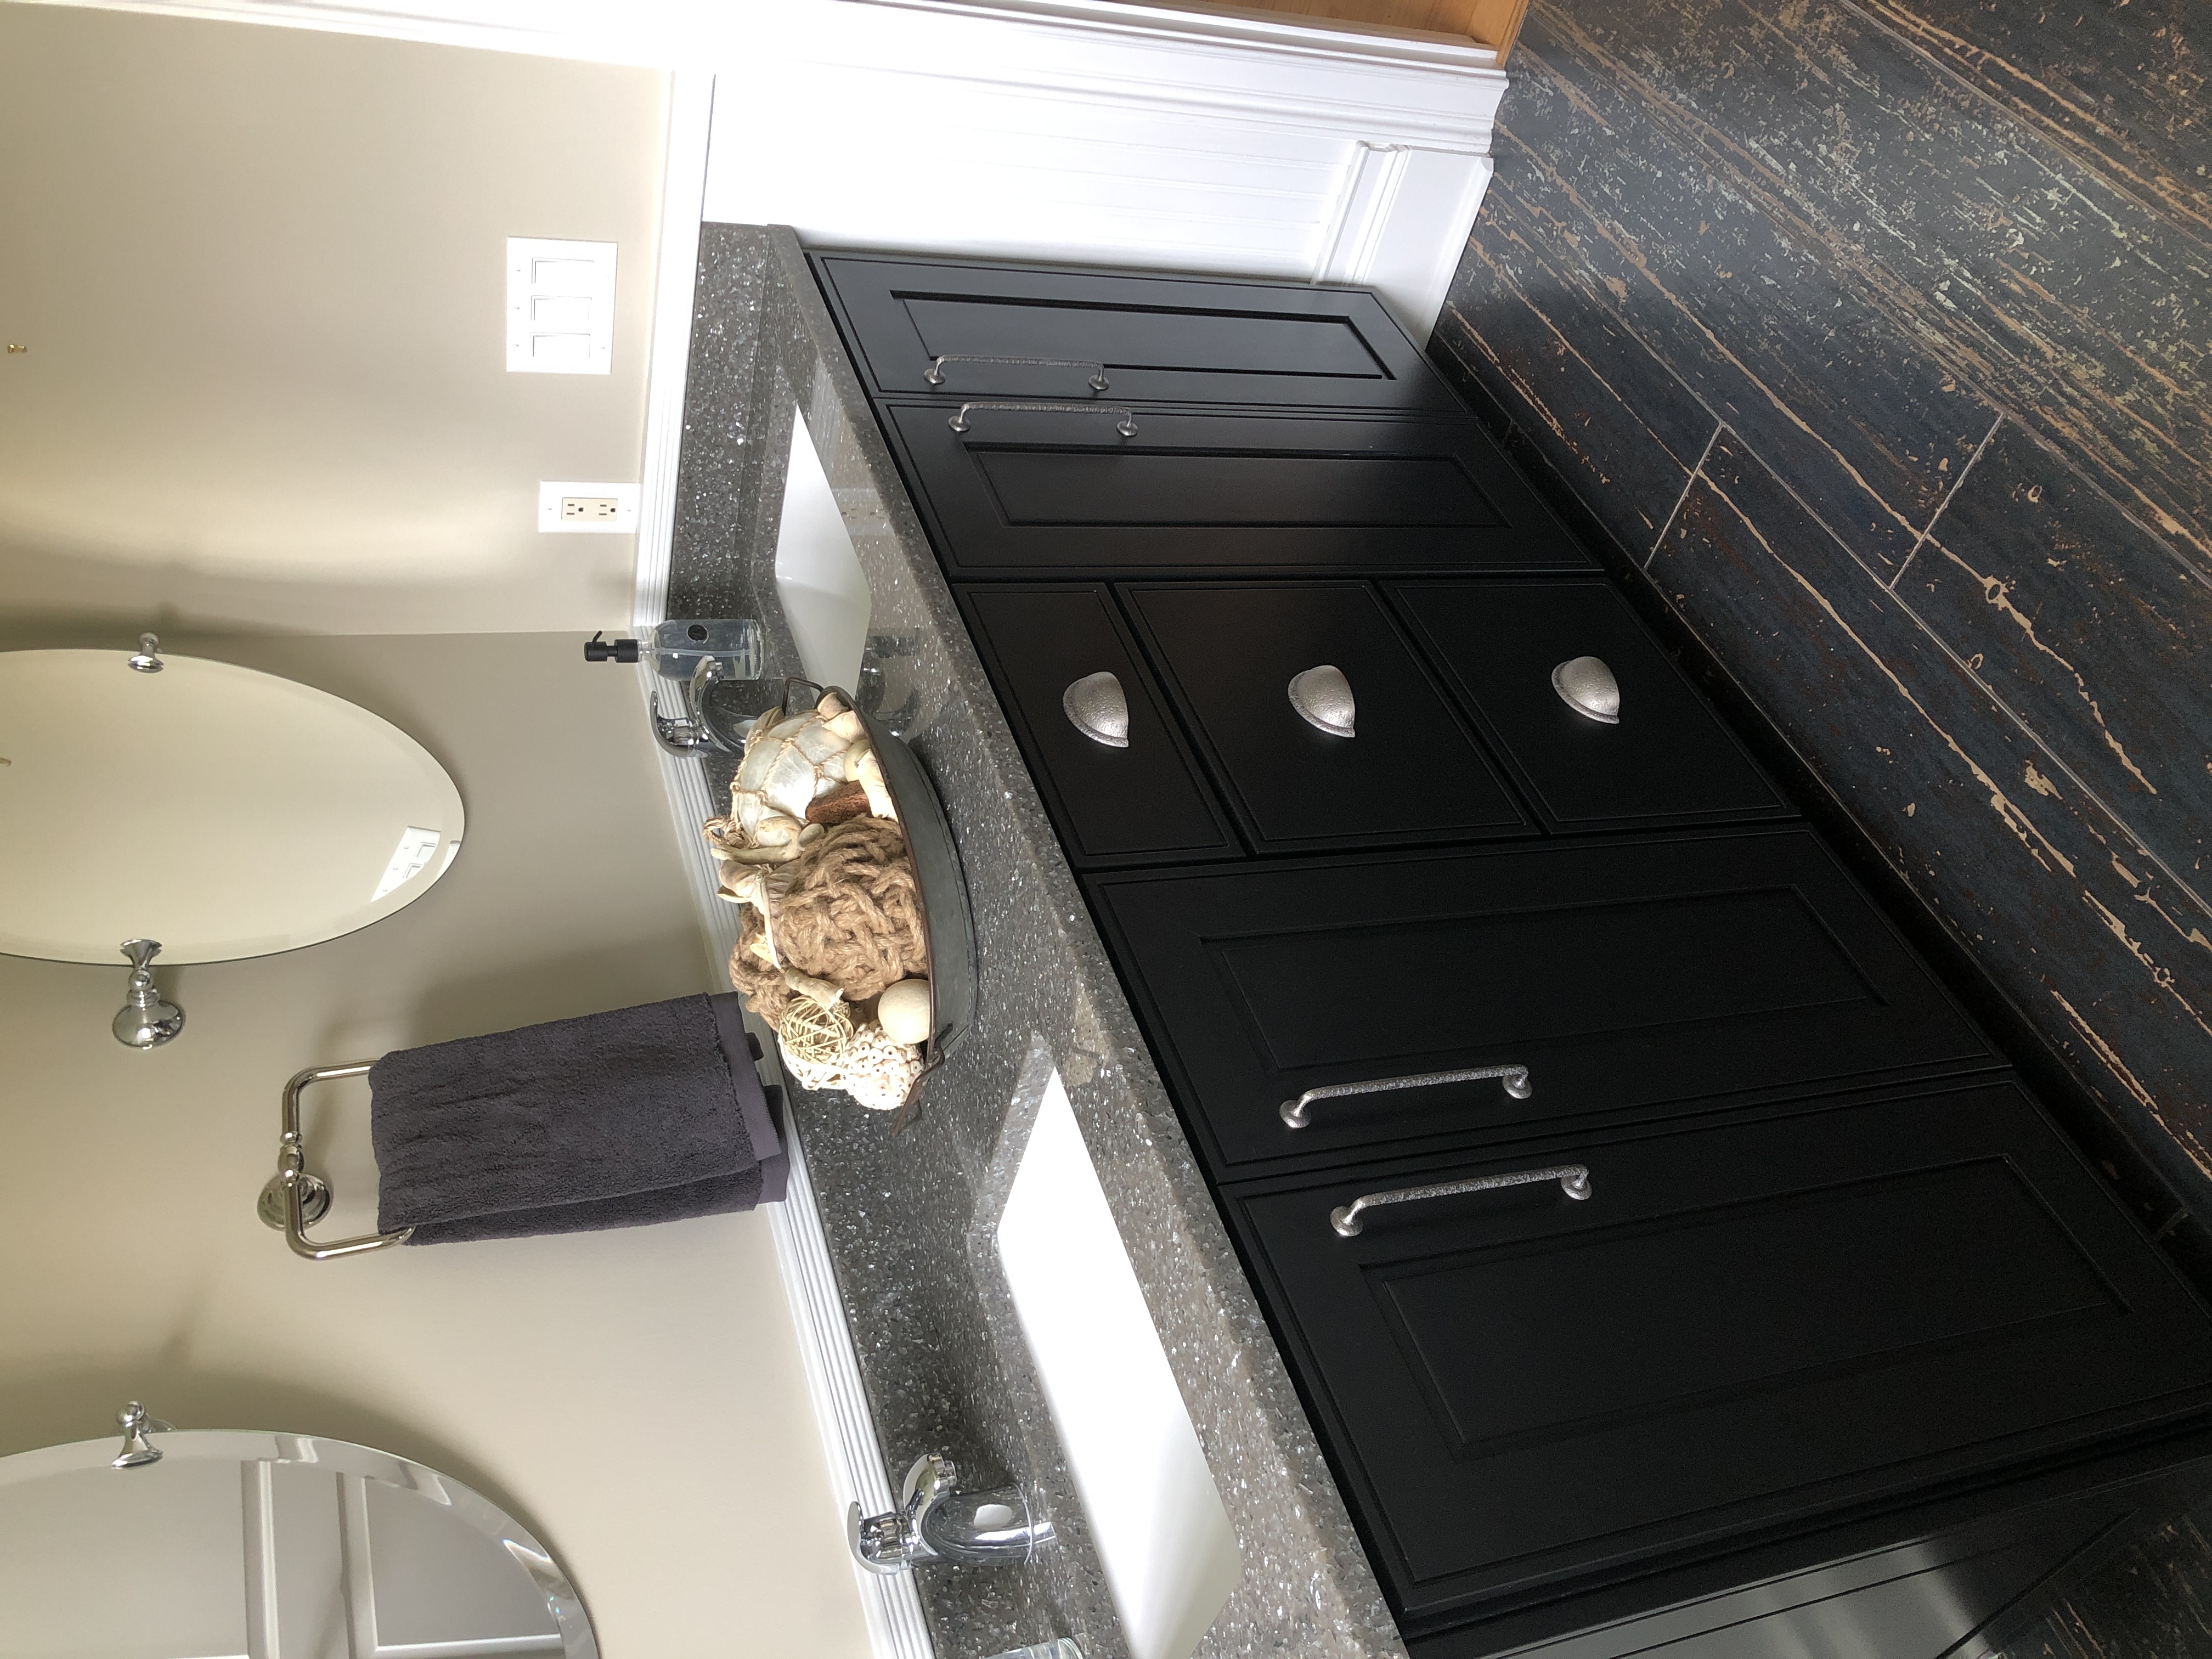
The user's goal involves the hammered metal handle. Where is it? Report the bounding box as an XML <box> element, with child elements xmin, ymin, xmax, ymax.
<box><xmin>1330</xmin><ymin>1164</ymin><xmax>1590</xmax><ymax>1237</ymax></box>
<box><xmin>926</xmin><ymin>353</ymin><xmax>1109</xmax><ymax>391</ymax></box>
<box><xmin>1281</xmin><ymin>1063</ymin><xmax>1531</xmax><ymax>1128</ymax></box>
<box><xmin>948</xmin><ymin>401</ymin><xmax>1138</xmax><ymax>437</ymax></box>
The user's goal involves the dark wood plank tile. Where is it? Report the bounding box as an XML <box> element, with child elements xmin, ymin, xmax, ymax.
<box><xmin>1995</xmin><ymin>1507</ymin><xmax>2212</xmax><ymax>1659</ymax></box>
<box><xmin>1429</xmin><ymin>172</ymin><xmax>1715</xmax><ymax>558</ymax></box>
<box><xmin>1905</xmin><ymin>421</ymin><xmax>2212</xmax><ymax>909</ymax></box>
<box><xmin>1489</xmin><ymin>4</ymin><xmax>2000</xmax><ymax>577</ymax></box>
<box><xmin>1858</xmin><ymin>0</ymin><xmax>2211</xmax><ymax>241</ymax></box>
<box><xmin>1649</xmin><ymin>428</ymin><xmax>2212</xmax><ymax>1195</ymax></box>
<box><xmin>1516</xmin><ymin>0</ymin><xmax>2212</xmax><ymax>573</ymax></box>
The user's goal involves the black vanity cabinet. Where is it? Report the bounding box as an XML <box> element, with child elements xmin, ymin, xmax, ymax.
<box><xmin>812</xmin><ymin>250</ymin><xmax>2212</xmax><ymax>1659</ymax></box>
<box><xmin>1227</xmin><ymin>1079</ymin><xmax>2212</xmax><ymax>1628</ymax></box>
<box><xmin>879</xmin><ymin>403</ymin><xmax>1589</xmax><ymax>580</ymax></box>
<box><xmin>815</xmin><ymin>252</ymin><xmax>1466</xmax><ymax>411</ymax></box>
<box><xmin>1085</xmin><ymin>830</ymin><xmax>1996</xmax><ymax>1181</ymax></box>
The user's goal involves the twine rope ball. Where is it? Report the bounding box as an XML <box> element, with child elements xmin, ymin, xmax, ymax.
<box><xmin>769</xmin><ymin>815</ymin><xmax>928</xmax><ymax>1003</ymax></box>
<box><xmin>777</xmin><ymin>995</ymin><xmax>855</xmax><ymax>1068</ymax></box>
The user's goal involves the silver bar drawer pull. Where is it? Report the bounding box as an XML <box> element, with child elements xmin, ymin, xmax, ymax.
<box><xmin>926</xmin><ymin>353</ymin><xmax>1109</xmax><ymax>391</ymax></box>
<box><xmin>1331</xmin><ymin>1164</ymin><xmax>1591</xmax><ymax>1237</ymax></box>
<box><xmin>948</xmin><ymin>401</ymin><xmax>1138</xmax><ymax>438</ymax></box>
<box><xmin>1280</xmin><ymin>1063</ymin><xmax>1531</xmax><ymax>1128</ymax></box>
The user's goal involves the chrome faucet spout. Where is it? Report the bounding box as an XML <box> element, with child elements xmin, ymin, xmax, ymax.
<box><xmin>848</xmin><ymin>1453</ymin><xmax>1053</xmax><ymax>1575</ymax></box>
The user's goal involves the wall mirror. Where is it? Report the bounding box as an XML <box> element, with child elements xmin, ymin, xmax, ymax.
<box><xmin>0</xmin><ymin>640</ymin><xmax>464</xmax><ymax>1037</ymax></box>
<box><xmin>0</xmin><ymin>1407</ymin><xmax>595</xmax><ymax>1658</ymax></box>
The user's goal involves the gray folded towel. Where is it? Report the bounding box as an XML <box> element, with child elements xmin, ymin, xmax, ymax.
<box><xmin>369</xmin><ymin>992</ymin><xmax>783</xmax><ymax>1244</ymax></box>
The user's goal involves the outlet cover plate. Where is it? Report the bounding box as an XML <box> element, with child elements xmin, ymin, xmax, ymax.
<box><xmin>539</xmin><ymin>481</ymin><xmax>639</xmax><ymax>534</ymax></box>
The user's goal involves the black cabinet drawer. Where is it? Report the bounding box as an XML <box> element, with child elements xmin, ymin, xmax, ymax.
<box><xmin>1122</xmin><ymin>583</ymin><xmax>1530</xmax><ymax>855</ymax></box>
<box><xmin>1224</xmin><ymin>1079</ymin><xmax>2212</xmax><ymax>1624</ymax></box>
<box><xmin>812</xmin><ymin>252</ymin><xmax>1464</xmax><ymax>412</ymax></box>
<box><xmin>882</xmin><ymin>403</ymin><xmax>1592</xmax><ymax>580</ymax></box>
<box><xmin>1389</xmin><ymin>580</ymin><xmax>1790</xmax><ymax>832</ymax></box>
<box><xmin>1085</xmin><ymin>828</ymin><xmax>1996</xmax><ymax>1180</ymax></box>
<box><xmin>956</xmin><ymin>584</ymin><xmax>1238</xmax><ymax>867</ymax></box>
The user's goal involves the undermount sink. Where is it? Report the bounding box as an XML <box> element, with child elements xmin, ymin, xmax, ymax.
<box><xmin>997</xmin><ymin>1070</ymin><xmax>1243</xmax><ymax>1659</ymax></box>
<box><xmin>774</xmin><ymin>414</ymin><xmax>872</xmax><ymax>692</ymax></box>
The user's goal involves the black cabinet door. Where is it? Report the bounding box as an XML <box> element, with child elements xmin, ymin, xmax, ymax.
<box><xmin>956</xmin><ymin>584</ymin><xmax>1239</xmax><ymax>867</ymax></box>
<box><xmin>1122</xmin><ymin>583</ymin><xmax>1530</xmax><ymax>854</ymax></box>
<box><xmin>1388</xmin><ymin>580</ymin><xmax>1790</xmax><ymax>832</ymax></box>
<box><xmin>812</xmin><ymin>252</ymin><xmax>1464</xmax><ymax>412</ymax></box>
<box><xmin>1224</xmin><ymin>1080</ymin><xmax>2212</xmax><ymax>1624</ymax></box>
<box><xmin>882</xmin><ymin>403</ymin><xmax>1592</xmax><ymax>580</ymax></box>
<box><xmin>1085</xmin><ymin>829</ymin><xmax>1996</xmax><ymax>1180</ymax></box>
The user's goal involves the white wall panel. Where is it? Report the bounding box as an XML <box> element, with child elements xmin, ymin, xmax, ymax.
<box><xmin>701</xmin><ymin>0</ymin><xmax>1506</xmax><ymax>337</ymax></box>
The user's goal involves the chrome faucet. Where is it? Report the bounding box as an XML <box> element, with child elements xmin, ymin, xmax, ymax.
<box><xmin>848</xmin><ymin>1453</ymin><xmax>1054</xmax><ymax>1573</ymax></box>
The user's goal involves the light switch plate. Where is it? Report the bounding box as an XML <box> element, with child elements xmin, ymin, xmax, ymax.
<box><xmin>507</xmin><ymin>237</ymin><xmax>616</xmax><ymax>374</ymax></box>
<box><xmin>538</xmin><ymin>481</ymin><xmax>638</xmax><ymax>534</ymax></box>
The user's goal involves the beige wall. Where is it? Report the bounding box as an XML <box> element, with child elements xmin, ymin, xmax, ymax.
<box><xmin>0</xmin><ymin>629</ymin><xmax>872</xmax><ymax>1658</ymax></box>
<box><xmin>0</xmin><ymin>6</ymin><xmax>665</xmax><ymax>636</ymax></box>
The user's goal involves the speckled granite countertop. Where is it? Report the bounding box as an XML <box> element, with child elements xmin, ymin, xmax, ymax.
<box><xmin>667</xmin><ymin>225</ymin><xmax>1406</xmax><ymax>1659</ymax></box>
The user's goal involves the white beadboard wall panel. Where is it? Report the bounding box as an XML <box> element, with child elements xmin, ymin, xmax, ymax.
<box><xmin>701</xmin><ymin>0</ymin><xmax>1506</xmax><ymax>334</ymax></box>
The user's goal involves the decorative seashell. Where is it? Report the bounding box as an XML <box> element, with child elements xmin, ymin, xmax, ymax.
<box><xmin>718</xmin><ymin>812</ymin><xmax>811</xmax><ymax>864</ymax></box>
<box><xmin>782</xmin><ymin>967</ymin><xmax>845</xmax><ymax>1008</ymax></box>
<box><xmin>1063</xmin><ymin>671</ymin><xmax>1130</xmax><ymax>748</ymax></box>
<box><xmin>856</xmin><ymin>748</ymin><xmax>898</xmax><ymax>821</ymax></box>
<box><xmin>842</xmin><ymin>738</ymin><xmax>873</xmax><ymax>783</ymax></box>
<box><xmin>1551</xmin><ymin>656</ymin><xmax>1621</xmax><ymax>725</ymax></box>
<box><xmin>876</xmin><ymin>978</ymin><xmax>933</xmax><ymax>1045</ymax></box>
<box><xmin>1288</xmin><ymin>664</ymin><xmax>1356</xmax><ymax>738</ymax></box>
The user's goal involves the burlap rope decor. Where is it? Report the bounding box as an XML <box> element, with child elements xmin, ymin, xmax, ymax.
<box><xmin>727</xmin><ymin>909</ymin><xmax>792</xmax><ymax>1029</ymax></box>
<box><xmin>723</xmin><ymin>816</ymin><xmax>928</xmax><ymax>1029</ymax></box>
<box><xmin>772</xmin><ymin>816</ymin><xmax>928</xmax><ymax>1002</ymax></box>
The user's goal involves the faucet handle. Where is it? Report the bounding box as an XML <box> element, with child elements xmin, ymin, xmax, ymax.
<box><xmin>849</xmin><ymin>1502</ymin><xmax>919</xmax><ymax>1575</ymax></box>
<box><xmin>902</xmin><ymin>1451</ymin><xmax>956</xmax><ymax>1507</ymax></box>
<box><xmin>849</xmin><ymin>1452</ymin><xmax>1054</xmax><ymax>1575</ymax></box>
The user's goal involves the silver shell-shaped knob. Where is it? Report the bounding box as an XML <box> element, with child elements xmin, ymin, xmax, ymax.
<box><xmin>1551</xmin><ymin>656</ymin><xmax>1621</xmax><ymax>725</ymax></box>
<box><xmin>1288</xmin><ymin>665</ymin><xmax>1356</xmax><ymax>737</ymax></box>
<box><xmin>1062</xmin><ymin>671</ymin><xmax>1129</xmax><ymax>748</ymax></box>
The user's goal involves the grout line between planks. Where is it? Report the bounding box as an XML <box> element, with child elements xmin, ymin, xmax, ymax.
<box><xmin>1647</xmin><ymin>421</ymin><xmax>1725</xmax><ymax>567</ymax></box>
<box><xmin>1713</xmin><ymin>425</ymin><xmax>2212</xmax><ymax>925</ymax></box>
<box><xmin>1891</xmin><ymin>411</ymin><xmax>2004</xmax><ymax>592</ymax></box>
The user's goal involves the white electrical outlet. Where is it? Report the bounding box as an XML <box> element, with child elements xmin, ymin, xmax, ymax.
<box><xmin>507</xmin><ymin>238</ymin><xmax>616</xmax><ymax>375</ymax></box>
<box><xmin>539</xmin><ymin>481</ymin><xmax>638</xmax><ymax>534</ymax></box>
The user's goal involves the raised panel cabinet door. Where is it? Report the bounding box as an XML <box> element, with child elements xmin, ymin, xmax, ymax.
<box><xmin>956</xmin><ymin>584</ymin><xmax>1240</xmax><ymax>866</ymax></box>
<box><xmin>882</xmin><ymin>403</ymin><xmax>1592</xmax><ymax>580</ymax></box>
<box><xmin>1084</xmin><ymin>829</ymin><xmax>1996</xmax><ymax>1180</ymax></box>
<box><xmin>812</xmin><ymin>252</ymin><xmax>1465</xmax><ymax>411</ymax></box>
<box><xmin>1226</xmin><ymin>1081</ymin><xmax>2212</xmax><ymax>1626</ymax></box>
<box><xmin>1121</xmin><ymin>582</ymin><xmax>1530</xmax><ymax>854</ymax></box>
<box><xmin>1387</xmin><ymin>580</ymin><xmax>1791</xmax><ymax>832</ymax></box>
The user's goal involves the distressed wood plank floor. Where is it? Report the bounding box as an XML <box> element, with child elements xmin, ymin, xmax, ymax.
<box><xmin>1431</xmin><ymin>0</ymin><xmax>2212</xmax><ymax>1645</ymax></box>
